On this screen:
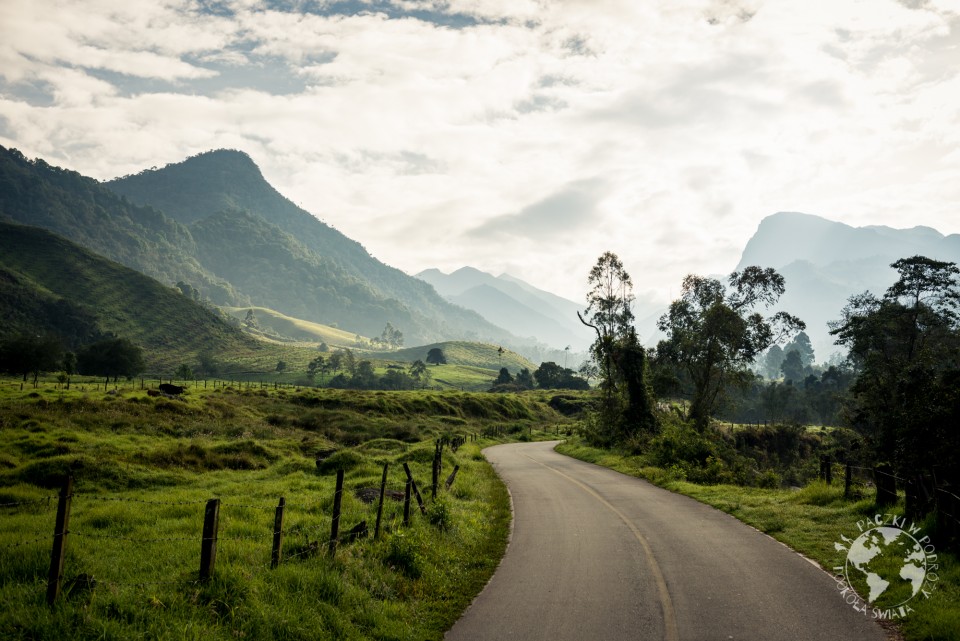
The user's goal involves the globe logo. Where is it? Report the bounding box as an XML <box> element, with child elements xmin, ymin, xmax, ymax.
<box><xmin>834</xmin><ymin>515</ymin><xmax>938</xmax><ymax>619</ymax></box>
<box><xmin>844</xmin><ymin>526</ymin><xmax>926</xmax><ymax>607</ymax></box>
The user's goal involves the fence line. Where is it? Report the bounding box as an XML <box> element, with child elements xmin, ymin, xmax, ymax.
<box><xmin>0</xmin><ymin>443</ymin><xmax>468</xmax><ymax>605</ymax></box>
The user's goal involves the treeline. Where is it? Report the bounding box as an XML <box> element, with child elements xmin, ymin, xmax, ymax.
<box><xmin>580</xmin><ymin>252</ymin><xmax>960</xmax><ymax>501</ymax></box>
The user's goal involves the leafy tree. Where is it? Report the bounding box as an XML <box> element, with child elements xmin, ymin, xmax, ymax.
<box><xmin>830</xmin><ymin>255</ymin><xmax>960</xmax><ymax>493</ymax></box>
<box><xmin>426</xmin><ymin>348</ymin><xmax>447</xmax><ymax>365</ymax></box>
<box><xmin>762</xmin><ymin>344</ymin><xmax>784</xmax><ymax>380</ymax></box>
<box><xmin>275</xmin><ymin>360</ymin><xmax>287</xmax><ymax>373</ymax></box>
<box><xmin>534</xmin><ymin>361</ymin><xmax>590</xmax><ymax>391</ymax></box>
<box><xmin>175</xmin><ymin>364</ymin><xmax>194</xmax><ymax>381</ymax></box>
<box><xmin>328</xmin><ymin>351</ymin><xmax>344</xmax><ymax>374</ymax></box>
<box><xmin>515</xmin><ymin>368</ymin><xmax>534</xmax><ymax>389</ymax></box>
<box><xmin>242</xmin><ymin>309</ymin><xmax>260</xmax><ymax>330</ymax></box>
<box><xmin>76</xmin><ymin>337</ymin><xmax>145</xmax><ymax>380</ymax></box>
<box><xmin>780</xmin><ymin>350</ymin><xmax>805</xmax><ymax>383</ymax></box>
<box><xmin>495</xmin><ymin>367</ymin><xmax>514</xmax><ymax>386</ymax></box>
<box><xmin>197</xmin><ymin>350</ymin><xmax>220</xmax><ymax>376</ymax></box>
<box><xmin>318</xmin><ymin>342</ymin><xmax>329</xmax><ymax>353</ymax></box>
<box><xmin>409</xmin><ymin>360</ymin><xmax>430</xmax><ymax>387</ymax></box>
<box><xmin>307</xmin><ymin>356</ymin><xmax>326</xmax><ymax>384</ymax></box>
<box><xmin>579</xmin><ymin>252</ymin><xmax>656</xmax><ymax>440</ymax></box>
<box><xmin>0</xmin><ymin>333</ymin><xmax>64</xmax><ymax>384</ymax></box>
<box><xmin>782</xmin><ymin>331</ymin><xmax>815</xmax><ymax>368</ymax></box>
<box><xmin>379</xmin><ymin>323</ymin><xmax>404</xmax><ymax>349</ymax></box>
<box><xmin>656</xmin><ymin>267</ymin><xmax>804</xmax><ymax>431</ymax></box>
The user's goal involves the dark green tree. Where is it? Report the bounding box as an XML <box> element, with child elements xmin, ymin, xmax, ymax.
<box><xmin>656</xmin><ymin>267</ymin><xmax>804</xmax><ymax>431</ymax></box>
<box><xmin>0</xmin><ymin>334</ymin><xmax>64</xmax><ymax>384</ymax></box>
<box><xmin>426</xmin><ymin>347</ymin><xmax>447</xmax><ymax>365</ymax></box>
<box><xmin>515</xmin><ymin>367</ymin><xmax>534</xmax><ymax>389</ymax></box>
<box><xmin>409</xmin><ymin>360</ymin><xmax>430</xmax><ymax>387</ymax></box>
<box><xmin>494</xmin><ymin>367</ymin><xmax>514</xmax><ymax>386</ymax></box>
<box><xmin>780</xmin><ymin>350</ymin><xmax>805</xmax><ymax>383</ymax></box>
<box><xmin>76</xmin><ymin>337</ymin><xmax>145</xmax><ymax>380</ymax></box>
<box><xmin>830</xmin><ymin>256</ymin><xmax>960</xmax><ymax>493</ymax></box>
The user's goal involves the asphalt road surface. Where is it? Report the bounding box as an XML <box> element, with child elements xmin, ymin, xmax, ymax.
<box><xmin>445</xmin><ymin>441</ymin><xmax>886</xmax><ymax>641</ymax></box>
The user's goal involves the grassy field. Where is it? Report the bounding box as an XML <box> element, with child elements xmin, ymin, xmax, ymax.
<box><xmin>556</xmin><ymin>438</ymin><xmax>960</xmax><ymax>641</ymax></box>
<box><xmin>0</xmin><ymin>380</ymin><xmax>577</xmax><ymax>640</ymax></box>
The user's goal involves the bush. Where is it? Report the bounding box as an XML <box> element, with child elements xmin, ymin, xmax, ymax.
<box><xmin>385</xmin><ymin>531</ymin><xmax>423</xmax><ymax>578</ymax></box>
<box><xmin>426</xmin><ymin>498</ymin><xmax>452</xmax><ymax>531</ymax></box>
<box><xmin>757</xmin><ymin>469</ymin><xmax>782</xmax><ymax>489</ymax></box>
<box><xmin>315</xmin><ymin>449</ymin><xmax>366</xmax><ymax>475</ymax></box>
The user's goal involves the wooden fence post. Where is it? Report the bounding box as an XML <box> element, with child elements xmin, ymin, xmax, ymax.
<box><xmin>403</xmin><ymin>479</ymin><xmax>411</xmax><ymax>526</ymax></box>
<box><xmin>844</xmin><ymin>461</ymin><xmax>853</xmax><ymax>498</ymax></box>
<box><xmin>445</xmin><ymin>465</ymin><xmax>460</xmax><ymax>490</ymax></box>
<box><xmin>329</xmin><ymin>469</ymin><xmax>344</xmax><ymax>557</ymax></box>
<box><xmin>199</xmin><ymin>498</ymin><xmax>220</xmax><ymax>582</ymax></box>
<box><xmin>375</xmin><ymin>463</ymin><xmax>389</xmax><ymax>540</ymax></box>
<box><xmin>432</xmin><ymin>450</ymin><xmax>439</xmax><ymax>500</ymax></box>
<box><xmin>46</xmin><ymin>476</ymin><xmax>73</xmax><ymax>605</ymax></box>
<box><xmin>403</xmin><ymin>463</ymin><xmax>426</xmax><ymax>514</ymax></box>
<box><xmin>875</xmin><ymin>463</ymin><xmax>897</xmax><ymax>507</ymax></box>
<box><xmin>271</xmin><ymin>497</ymin><xmax>285</xmax><ymax>569</ymax></box>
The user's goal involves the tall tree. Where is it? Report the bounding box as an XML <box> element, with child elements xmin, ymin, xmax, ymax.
<box><xmin>657</xmin><ymin>267</ymin><xmax>804</xmax><ymax>431</ymax></box>
<box><xmin>830</xmin><ymin>256</ymin><xmax>960</xmax><ymax>492</ymax></box>
<box><xmin>579</xmin><ymin>252</ymin><xmax>655</xmax><ymax>439</ymax></box>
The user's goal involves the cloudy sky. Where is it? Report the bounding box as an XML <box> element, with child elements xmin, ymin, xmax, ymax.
<box><xmin>2</xmin><ymin>0</ymin><xmax>958</xmax><ymax>306</ymax></box>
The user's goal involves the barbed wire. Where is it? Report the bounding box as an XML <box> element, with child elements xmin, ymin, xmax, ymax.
<box><xmin>70</xmin><ymin>531</ymin><xmax>196</xmax><ymax>543</ymax></box>
<box><xmin>0</xmin><ymin>496</ymin><xmax>56</xmax><ymax>508</ymax></box>
<box><xmin>0</xmin><ymin>534</ymin><xmax>51</xmax><ymax>550</ymax></box>
<box><xmin>73</xmin><ymin>494</ymin><xmax>208</xmax><ymax>506</ymax></box>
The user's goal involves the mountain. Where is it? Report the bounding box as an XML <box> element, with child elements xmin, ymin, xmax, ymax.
<box><xmin>736</xmin><ymin>211</ymin><xmax>960</xmax><ymax>359</ymax></box>
<box><xmin>0</xmin><ymin>147</ymin><xmax>241</xmax><ymax>305</ymax></box>
<box><xmin>0</xmin><ymin>222</ymin><xmax>266</xmax><ymax>371</ymax></box>
<box><xmin>0</xmin><ymin>145</ymin><xmax>520</xmax><ymax>349</ymax></box>
<box><xmin>104</xmin><ymin>149</ymin><xmax>515</xmax><ymax>346</ymax></box>
<box><xmin>415</xmin><ymin>267</ymin><xmax>591</xmax><ymax>351</ymax></box>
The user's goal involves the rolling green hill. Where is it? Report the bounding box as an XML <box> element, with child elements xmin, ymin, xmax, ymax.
<box><xmin>0</xmin><ymin>222</ymin><xmax>278</xmax><ymax>371</ymax></box>
<box><xmin>222</xmin><ymin>305</ymin><xmax>364</xmax><ymax>346</ymax></box>
<box><xmin>370</xmin><ymin>341</ymin><xmax>536</xmax><ymax>372</ymax></box>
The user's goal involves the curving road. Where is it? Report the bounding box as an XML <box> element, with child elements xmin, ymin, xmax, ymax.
<box><xmin>445</xmin><ymin>441</ymin><xmax>886</xmax><ymax>641</ymax></box>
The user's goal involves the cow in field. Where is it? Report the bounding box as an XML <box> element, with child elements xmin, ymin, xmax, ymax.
<box><xmin>159</xmin><ymin>383</ymin><xmax>186</xmax><ymax>395</ymax></box>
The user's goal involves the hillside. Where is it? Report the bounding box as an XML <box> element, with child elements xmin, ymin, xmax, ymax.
<box><xmin>0</xmin><ymin>222</ymin><xmax>270</xmax><ymax>371</ymax></box>
<box><xmin>369</xmin><ymin>341</ymin><xmax>536</xmax><ymax>372</ymax></box>
<box><xmin>222</xmin><ymin>306</ymin><xmax>364</xmax><ymax>346</ymax></box>
<box><xmin>736</xmin><ymin>212</ymin><xmax>960</xmax><ymax>358</ymax></box>
<box><xmin>0</xmin><ymin>146</ymin><xmax>241</xmax><ymax>305</ymax></box>
<box><xmin>105</xmin><ymin>150</ymin><xmax>516</xmax><ymax>346</ymax></box>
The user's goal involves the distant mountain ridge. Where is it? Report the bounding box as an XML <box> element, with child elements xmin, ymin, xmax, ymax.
<box><xmin>415</xmin><ymin>267</ymin><xmax>591</xmax><ymax>351</ymax></box>
<box><xmin>736</xmin><ymin>211</ymin><xmax>960</xmax><ymax>359</ymax></box>
<box><xmin>0</xmin><ymin>145</ymin><xmax>525</xmax><ymax>350</ymax></box>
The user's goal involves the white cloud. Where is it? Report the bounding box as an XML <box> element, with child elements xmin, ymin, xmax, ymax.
<box><xmin>1</xmin><ymin>0</ymin><xmax>958</xmax><ymax>305</ymax></box>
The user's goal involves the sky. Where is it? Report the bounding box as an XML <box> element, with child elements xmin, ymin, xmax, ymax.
<box><xmin>1</xmin><ymin>0</ymin><xmax>958</xmax><ymax>307</ymax></box>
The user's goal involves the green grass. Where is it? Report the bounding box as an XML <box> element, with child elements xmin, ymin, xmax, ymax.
<box><xmin>0</xmin><ymin>380</ymin><xmax>574</xmax><ymax>640</ymax></box>
<box><xmin>556</xmin><ymin>438</ymin><xmax>960</xmax><ymax>641</ymax></box>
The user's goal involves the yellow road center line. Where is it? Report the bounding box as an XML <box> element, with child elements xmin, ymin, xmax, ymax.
<box><xmin>523</xmin><ymin>452</ymin><xmax>680</xmax><ymax>641</ymax></box>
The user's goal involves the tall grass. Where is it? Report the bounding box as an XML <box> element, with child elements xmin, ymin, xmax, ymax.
<box><xmin>0</xmin><ymin>381</ymin><xmax>556</xmax><ymax>639</ymax></box>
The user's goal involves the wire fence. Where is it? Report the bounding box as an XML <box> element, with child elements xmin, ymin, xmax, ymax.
<box><xmin>0</xmin><ymin>443</ymin><xmax>465</xmax><ymax>604</ymax></box>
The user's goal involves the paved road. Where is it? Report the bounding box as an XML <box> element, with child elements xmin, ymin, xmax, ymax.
<box><xmin>445</xmin><ymin>441</ymin><xmax>886</xmax><ymax>641</ymax></box>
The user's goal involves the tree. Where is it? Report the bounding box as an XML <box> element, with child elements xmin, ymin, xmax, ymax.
<box><xmin>782</xmin><ymin>331</ymin><xmax>815</xmax><ymax>368</ymax></box>
<box><xmin>763</xmin><ymin>344</ymin><xmax>785</xmax><ymax>380</ymax></box>
<box><xmin>426</xmin><ymin>348</ymin><xmax>447</xmax><ymax>365</ymax></box>
<box><xmin>516</xmin><ymin>368</ymin><xmax>534</xmax><ymax>389</ymax></box>
<box><xmin>409</xmin><ymin>360</ymin><xmax>431</xmax><ymax>388</ymax></box>
<box><xmin>308</xmin><ymin>356</ymin><xmax>326</xmax><ymax>384</ymax></box>
<box><xmin>656</xmin><ymin>267</ymin><xmax>804</xmax><ymax>431</ymax></box>
<box><xmin>579</xmin><ymin>252</ymin><xmax>656</xmax><ymax>441</ymax></box>
<box><xmin>175</xmin><ymin>364</ymin><xmax>194</xmax><ymax>381</ymax></box>
<box><xmin>830</xmin><ymin>256</ymin><xmax>960</xmax><ymax>493</ymax></box>
<box><xmin>275</xmin><ymin>360</ymin><xmax>287</xmax><ymax>373</ymax></box>
<box><xmin>76</xmin><ymin>337</ymin><xmax>145</xmax><ymax>380</ymax></box>
<box><xmin>780</xmin><ymin>350</ymin><xmax>804</xmax><ymax>383</ymax></box>
<box><xmin>494</xmin><ymin>367</ymin><xmax>514</xmax><ymax>386</ymax></box>
<box><xmin>0</xmin><ymin>334</ymin><xmax>64</xmax><ymax>384</ymax></box>
<box><xmin>533</xmin><ymin>361</ymin><xmax>590</xmax><ymax>390</ymax></box>
<box><xmin>380</xmin><ymin>323</ymin><xmax>404</xmax><ymax>349</ymax></box>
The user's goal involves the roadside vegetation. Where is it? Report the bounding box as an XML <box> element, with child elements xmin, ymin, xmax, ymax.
<box><xmin>0</xmin><ymin>381</ymin><xmax>574</xmax><ymax>640</ymax></box>
<box><xmin>570</xmin><ymin>251</ymin><xmax>960</xmax><ymax>641</ymax></box>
